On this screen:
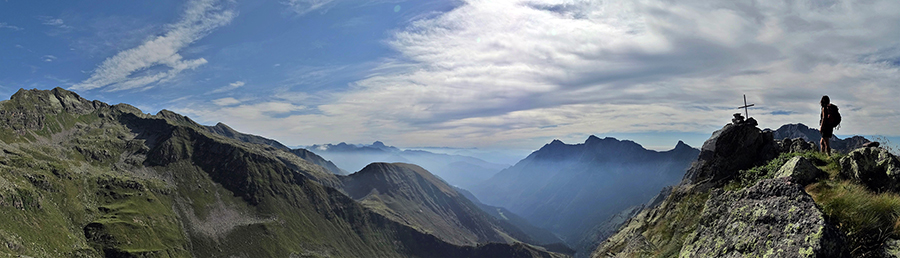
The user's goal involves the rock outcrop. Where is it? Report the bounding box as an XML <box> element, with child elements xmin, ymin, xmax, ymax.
<box><xmin>683</xmin><ymin>121</ymin><xmax>778</xmax><ymax>187</ymax></box>
<box><xmin>775</xmin><ymin>156</ymin><xmax>825</xmax><ymax>186</ymax></box>
<box><xmin>680</xmin><ymin>178</ymin><xmax>847</xmax><ymax>257</ymax></box>
<box><xmin>777</xmin><ymin>137</ymin><xmax>816</xmax><ymax>153</ymax></box>
<box><xmin>595</xmin><ymin>121</ymin><xmax>859</xmax><ymax>258</ymax></box>
<box><xmin>840</xmin><ymin>147</ymin><xmax>900</xmax><ymax>192</ymax></box>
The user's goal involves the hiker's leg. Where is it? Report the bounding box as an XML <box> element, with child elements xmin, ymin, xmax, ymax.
<box><xmin>820</xmin><ymin>137</ymin><xmax>826</xmax><ymax>154</ymax></box>
<box><xmin>824</xmin><ymin>138</ymin><xmax>832</xmax><ymax>156</ymax></box>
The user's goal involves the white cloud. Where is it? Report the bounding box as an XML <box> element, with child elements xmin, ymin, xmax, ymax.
<box><xmin>42</xmin><ymin>55</ymin><xmax>57</xmax><ymax>62</ymax></box>
<box><xmin>0</xmin><ymin>22</ymin><xmax>23</xmax><ymax>31</ymax></box>
<box><xmin>172</xmin><ymin>0</ymin><xmax>900</xmax><ymax>149</ymax></box>
<box><xmin>213</xmin><ymin>97</ymin><xmax>241</xmax><ymax>106</ymax></box>
<box><xmin>288</xmin><ymin>0</ymin><xmax>900</xmax><ymax>148</ymax></box>
<box><xmin>283</xmin><ymin>0</ymin><xmax>336</xmax><ymax>16</ymax></box>
<box><xmin>72</xmin><ymin>0</ymin><xmax>237</xmax><ymax>91</ymax></box>
<box><xmin>208</xmin><ymin>81</ymin><xmax>245</xmax><ymax>94</ymax></box>
<box><xmin>40</xmin><ymin>17</ymin><xmax>71</xmax><ymax>29</ymax></box>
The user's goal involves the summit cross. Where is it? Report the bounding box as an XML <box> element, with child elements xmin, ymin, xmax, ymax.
<box><xmin>737</xmin><ymin>94</ymin><xmax>755</xmax><ymax>118</ymax></box>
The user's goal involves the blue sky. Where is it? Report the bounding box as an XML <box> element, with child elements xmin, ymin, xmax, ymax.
<box><xmin>2</xmin><ymin>0</ymin><xmax>900</xmax><ymax>152</ymax></box>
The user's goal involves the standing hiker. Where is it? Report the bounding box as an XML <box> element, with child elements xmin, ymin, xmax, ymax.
<box><xmin>819</xmin><ymin>95</ymin><xmax>842</xmax><ymax>156</ymax></box>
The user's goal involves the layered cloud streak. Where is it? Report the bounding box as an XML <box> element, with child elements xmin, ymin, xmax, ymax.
<box><xmin>296</xmin><ymin>0</ymin><xmax>900</xmax><ymax>147</ymax></box>
<box><xmin>73</xmin><ymin>0</ymin><xmax>237</xmax><ymax>91</ymax></box>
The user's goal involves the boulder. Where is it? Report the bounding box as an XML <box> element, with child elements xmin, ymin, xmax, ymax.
<box><xmin>683</xmin><ymin>122</ymin><xmax>778</xmax><ymax>187</ymax></box>
<box><xmin>680</xmin><ymin>178</ymin><xmax>847</xmax><ymax>258</ymax></box>
<box><xmin>775</xmin><ymin>156</ymin><xmax>825</xmax><ymax>186</ymax></box>
<box><xmin>840</xmin><ymin>147</ymin><xmax>900</xmax><ymax>192</ymax></box>
<box><xmin>778</xmin><ymin>138</ymin><xmax>816</xmax><ymax>153</ymax></box>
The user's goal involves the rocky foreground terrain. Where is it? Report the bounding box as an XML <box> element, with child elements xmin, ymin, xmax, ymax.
<box><xmin>595</xmin><ymin>119</ymin><xmax>900</xmax><ymax>257</ymax></box>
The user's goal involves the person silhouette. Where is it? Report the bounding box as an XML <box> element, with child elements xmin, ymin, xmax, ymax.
<box><xmin>819</xmin><ymin>95</ymin><xmax>834</xmax><ymax>156</ymax></box>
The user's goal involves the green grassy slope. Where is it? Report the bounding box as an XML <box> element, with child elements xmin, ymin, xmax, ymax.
<box><xmin>0</xmin><ymin>88</ymin><xmax>562</xmax><ymax>258</ymax></box>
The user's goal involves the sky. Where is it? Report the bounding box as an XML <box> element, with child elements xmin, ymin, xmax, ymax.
<box><xmin>2</xmin><ymin>0</ymin><xmax>900</xmax><ymax>153</ymax></box>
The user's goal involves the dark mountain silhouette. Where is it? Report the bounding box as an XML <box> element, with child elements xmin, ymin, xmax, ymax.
<box><xmin>472</xmin><ymin>136</ymin><xmax>698</xmax><ymax>256</ymax></box>
<box><xmin>766</xmin><ymin>123</ymin><xmax>869</xmax><ymax>153</ymax></box>
<box><xmin>310</xmin><ymin>141</ymin><xmax>508</xmax><ymax>189</ymax></box>
<box><xmin>0</xmin><ymin>88</ymin><xmax>561</xmax><ymax>258</ymax></box>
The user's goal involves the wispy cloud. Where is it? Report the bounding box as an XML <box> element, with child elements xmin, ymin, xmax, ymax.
<box><xmin>283</xmin><ymin>0</ymin><xmax>336</xmax><ymax>16</ymax></box>
<box><xmin>213</xmin><ymin>97</ymin><xmax>241</xmax><ymax>106</ymax></box>
<box><xmin>39</xmin><ymin>17</ymin><xmax>72</xmax><ymax>29</ymax></box>
<box><xmin>208</xmin><ymin>81</ymin><xmax>245</xmax><ymax>94</ymax></box>
<box><xmin>304</xmin><ymin>0</ymin><xmax>900</xmax><ymax>147</ymax></box>
<box><xmin>72</xmin><ymin>0</ymin><xmax>237</xmax><ymax>91</ymax></box>
<box><xmin>42</xmin><ymin>55</ymin><xmax>57</xmax><ymax>62</ymax></box>
<box><xmin>0</xmin><ymin>22</ymin><xmax>23</xmax><ymax>31</ymax></box>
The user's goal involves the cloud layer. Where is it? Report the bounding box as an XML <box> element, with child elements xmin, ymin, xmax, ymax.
<box><xmin>72</xmin><ymin>0</ymin><xmax>236</xmax><ymax>91</ymax></box>
<box><xmin>164</xmin><ymin>0</ymin><xmax>900</xmax><ymax>149</ymax></box>
<box><xmin>289</xmin><ymin>0</ymin><xmax>900</xmax><ymax>147</ymax></box>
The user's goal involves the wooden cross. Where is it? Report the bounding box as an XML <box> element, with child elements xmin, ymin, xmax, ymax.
<box><xmin>737</xmin><ymin>94</ymin><xmax>755</xmax><ymax>118</ymax></box>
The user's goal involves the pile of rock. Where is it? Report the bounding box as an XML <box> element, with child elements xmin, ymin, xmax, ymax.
<box><xmin>776</xmin><ymin>138</ymin><xmax>816</xmax><ymax>153</ymax></box>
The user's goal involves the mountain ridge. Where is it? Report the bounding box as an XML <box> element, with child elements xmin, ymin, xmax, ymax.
<box><xmin>341</xmin><ymin>162</ymin><xmax>568</xmax><ymax>252</ymax></box>
<box><xmin>0</xmin><ymin>87</ymin><xmax>562</xmax><ymax>258</ymax></box>
<box><xmin>473</xmin><ymin>135</ymin><xmax>699</xmax><ymax>257</ymax></box>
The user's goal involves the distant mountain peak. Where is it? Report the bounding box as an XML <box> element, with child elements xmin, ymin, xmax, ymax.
<box><xmin>675</xmin><ymin>140</ymin><xmax>692</xmax><ymax>150</ymax></box>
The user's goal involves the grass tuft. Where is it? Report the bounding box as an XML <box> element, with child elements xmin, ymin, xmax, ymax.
<box><xmin>807</xmin><ymin>180</ymin><xmax>900</xmax><ymax>255</ymax></box>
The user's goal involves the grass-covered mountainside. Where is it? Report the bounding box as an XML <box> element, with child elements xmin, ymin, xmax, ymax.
<box><xmin>205</xmin><ymin>122</ymin><xmax>347</xmax><ymax>175</ymax></box>
<box><xmin>594</xmin><ymin>120</ymin><xmax>900</xmax><ymax>257</ymax></box>
<box><xmin>342</xmin><ymin>162</ymin><xmax>572</xmax><ymax>255</ymax></box>
<box><xmin>0</xmin><ymin>88</ymin><xmax>562</xmax><ymax>258</ymax></box>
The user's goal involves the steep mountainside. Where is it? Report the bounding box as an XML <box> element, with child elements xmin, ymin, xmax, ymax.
<box><xmin>472</xmin><ymin>136</ymin><xmax>698</xmax><ymax>256</ymax></box>
<box><xmin>0</xmin><ymin>88</ymin><xmax>560</xmax><ymax>258</ymax></box>
<box><xmin>310</xmin><ymin>141</ymin><xmax>508</xmax><ymax>189</ymax></box>
<box><xmin>341</xmin><ymin>162</ymin><xmax>569</xmax><ymax>254</ymax></box>
<box><xmin>205</xmin><ymin>122</ymin><xmax>346</xmax><ymax>175</ymax></box>
<box><xmin>456</xmin><ymin>187</ymin><xmax>568</xmax><ymax>248</ymax></box>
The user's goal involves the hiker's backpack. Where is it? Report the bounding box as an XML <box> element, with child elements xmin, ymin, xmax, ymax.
<box><xmin>826</xmin><ymin>104</ymin><xmax>842</xmax><ymax>129</ymax></box>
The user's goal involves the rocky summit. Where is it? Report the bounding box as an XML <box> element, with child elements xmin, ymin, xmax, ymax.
<box><xmin>683</xmin><ymin>120</ymin><xmax>778</xmax><ymax>187</ymax></box>
<box><xmin>593</xmin><ymin>119</ymin><xmax>890</xmax><ymax>258</ymax></box>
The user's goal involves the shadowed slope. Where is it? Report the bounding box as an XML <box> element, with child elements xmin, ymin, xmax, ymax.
<box><xmin>343</xmin><ymin>162</ymin><xmax>543</xmax><ymax>247</ymax></box>
<box><xmin>0</xmin><ymin>88</ymin><xmax>561</xmax><ymax>258</ymax></box>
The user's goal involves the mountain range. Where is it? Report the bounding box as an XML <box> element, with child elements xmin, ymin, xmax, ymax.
<box><xmin>308</xmin><ymin>141</ymin><xmax>509</xmax><ymax>189</ymax></box>
<box><xmin>472</xmin><ymin>136</ymin><xmax>699</xmax><ymax>256</ymax></box>
<box><xmin>766</xmin><ymin>123</ymin><xmax>869</xmax><ymax>152</ymax></box>
<box><xmin>0</xmin><ymin>88</ymin><xmax>562</xmax><ymax>257</ymax></box>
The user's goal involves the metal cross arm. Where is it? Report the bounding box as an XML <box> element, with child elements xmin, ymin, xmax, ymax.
<box><xmin>737</xmin><ymin>94</ymin><xmax>755</xmax><ymax>118</ymax></box>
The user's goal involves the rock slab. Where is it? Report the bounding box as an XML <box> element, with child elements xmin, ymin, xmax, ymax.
<box><xmin>775</xmin><ymin>156</ymin><xmax>824</xmax><ymax>186</ymax></box>
<box><xmin>680</xmin><ymin>178</ymin><xmax>847</xmax><ymax>258</ymax></box>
